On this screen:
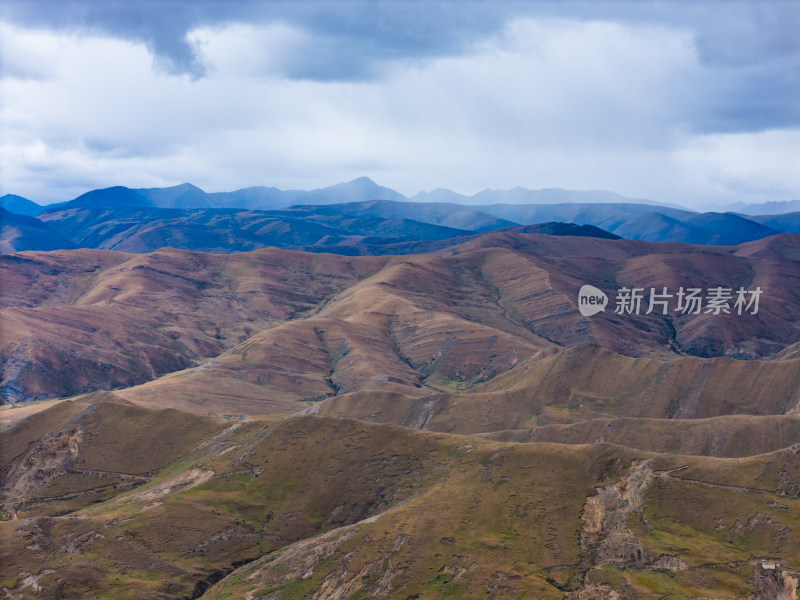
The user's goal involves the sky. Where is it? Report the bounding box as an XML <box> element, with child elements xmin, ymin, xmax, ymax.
<box><xmin>0</xmin><ymin>0</ymin><xmax>798</xmax><ymax>208</ymax></box>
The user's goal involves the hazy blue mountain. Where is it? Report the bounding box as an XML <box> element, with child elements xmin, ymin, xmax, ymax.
<box><xmin>142</xmin><ymin>183</ymin><xmax>212</xmax><ymax>208</ymax></box>
<box><xmin>35</xmin><ymin>206</ymin><xmax>473</xmax><ymax>254</ymax></box>
<box><xmin>411</xmin><ymin>186</ymin><xmax>686</xmax><ymax>208</ymax></box>
<box><xmin>410</xmin><ymin>188</ymin><xmax>472</xmax><ymax>204</ymax></box>
<box><xmin>41</xmin><ymin>177</ymin><xmax>408</xmax><ymax>213</ymax></box>
<box><xmin>351</xmin><ymin>200</ymin><xmax>691</xmax><ymax>233</ymax></box>
<box><xmin>610</xmin><ymin>212</ymin><xmax>713</xmax><ymax>244</ymax></box>
<box><xmin>482</xmin><ymin>204</ymin><xmax>778</xmax><ymax>246</ymax></box>
<box><xmin>0</xmin><ymin>207</ymin><xmax>77</xmax><ymax>252</ymax></box>
<box><xmin>290</xmin><ymin>200</ymin><xmax>781</xmax><ymax>246</ymax></box>
<box><xmin>292</xmin><ymin>176</ymin><xmax>406</xmax><ymax>205</ymax></box>
<box><xmin>16</xmin><ymin>178</ymin><xmax>794</xmax><ymax>253</ymax></box>
<box><xmin>717</xmin><ymin>199</ymin><xmax>800</xmax><ymax>215</ymax></box>
<box><xmin>681</xmin><ymin>212</ymin><xmax>780</xmax><ymax>245</ymax></box>
<box><xmin>747</xmin><ymin>212</ymin><xmax>800</xmax><ymax>234</ymax></box>
<box><xmin>43</xmin><ymin>183</ymin><xmax>214</xmax><ymax>211</ymax></box>
<box><xmin>473</xmin><ymin>187</ymin><xmax>644</xmax><ymax>205</ymax></box>
<box><xmin>475</xmin><ymin>202</ymin><xmax>694</xmax><ymax>227</ymax></box>
<box><xmin>0</xmin><ymin>194</ymin><xmax>44</xmax><ymax>216</ymax></box>
<box><xmin>42</xmin><ymin>183</ymin><xmax>293</xmax><ymax>211</ymax></box>
<box><xmin>595</xmin><ymin>210</ymin><xmax>779</xmax><ymax>245</ymax></box>
<box><xmin>287</xmin><ymin>199</ymin><xmax>518</xmax><ymax>232</ymax></box>
<box><xmin>208</xmin><ymin>186</ymin><xmax>305</xmax><ymax>209</ymax></box>
<box><xmin>30</xmin><ymin>178</ymin><xmax>700</xmax><ymax>216</ymax></box>
<box><xmin>47</xmin><ymin>185</ymin><xmax>154</xmax><ymax>210</ymax></box>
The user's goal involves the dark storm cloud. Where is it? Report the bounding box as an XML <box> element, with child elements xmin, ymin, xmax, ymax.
<box><xmin>1</xmin><ymin>0</ymin><xmax>798</xmax><ymax>205</ymax></box>
<box><xmin>3</xmin><ymin>0</ymin><xmax>798</xmax><ymax>130</ymax></box>
<box><xmin>0</xmin><ymin>0</ymin><xmax>511</xmax><ymax>79</ymax></box>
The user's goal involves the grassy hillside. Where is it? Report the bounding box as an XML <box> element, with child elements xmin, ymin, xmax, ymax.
<box><xmin>2</xmin><ymin>401</ymin><xmax>799</xmax><ymax>599</ymax></box>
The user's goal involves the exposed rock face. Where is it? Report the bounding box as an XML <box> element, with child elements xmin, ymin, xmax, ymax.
<box><xmin>1</xmin><ymin>427</ymin><xmax>84</xmax><ymax>517</ymax></box>
<box><xmin>754</xmin><ymin>562</ymin><xmax>799</xmax><ymax>600</ymax></box>
<box><xmin>569</xmin><ymin>460</ymin><xmax>695</xmax><ymax>598</ymax></box>
<box><xmin>649</xmin><ymin>554</ymin><xmax>689</xmax><ymax>571</ymax></box>
<box><xmin>580</xmin><ymin>459</ymin><xmax>653</xmax><ymax>568</ymax></box>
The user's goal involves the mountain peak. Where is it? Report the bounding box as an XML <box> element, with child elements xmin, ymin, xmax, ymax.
<box><xmin>0</xmin><ymin>193</ymin><xmax>44</xmax><ymax>216</ymax></box>
<box><xmin>157</xmin><ymin>182</ymin><xmax>205</xmax><ymax>192</ymax></box>
<box><xmin>347</xmin><ymin>176</ymin><xmax>379</xmax><ymax>187</ymax></box>
<box><xmin>294</xmin><ymin>177</ymin><xmax>406</xmax><ymax>205</ymax></box>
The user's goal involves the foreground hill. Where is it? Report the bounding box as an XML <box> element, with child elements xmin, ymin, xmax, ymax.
<box><xmin>2</xmin><ymin>399</ymin><xmax>799</xmax><ymax>599</ymax></box>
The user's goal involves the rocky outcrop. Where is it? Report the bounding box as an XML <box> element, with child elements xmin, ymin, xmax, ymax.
<box><xmin>753</xmin><ymin>561</ymin><xmax>799</xmax><ymax>600</ymax></box>
<box><xmin>1</xmin><ymin>427</ymin><xmax>83</xmax><ymax>517</ymax></box>
<box><xmin>580</xmin><ymin>459</ymin><xmax>653</xmax><ymax>568</ymax></box>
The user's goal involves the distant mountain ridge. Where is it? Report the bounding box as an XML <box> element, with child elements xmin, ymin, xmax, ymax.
<box><xmin>0</xmin><ymin>194</ymin><xmax>44</xmax><ymax>216</ymax></box>
<box><xmin>27</xmin><ymin>177</ymin><xmax>689</xmax><ymax>214</ymax></box>
<box><xmin>412</xmin><ymin>185</ymin><xmax>686</xmax><ymax>208</ymax></box>
<box><xmin>719</xmin><ymin>199</ymin><xmax>800</xmax><ymax>215</ymax></box>
<box><xmin>38</xmin><ymin>177</ymin><xmax>404</xmax><ymax>213</ymax></box>
<box><xmin>3</xmin><ymin>178</ymin><xmax>800</xmax><ymax>254</ymax></box>
<box><xmin>7</xmin><ymin>177</ymin><xmax>799</xmax><ymax>217</ymax></box>
<box><xmin>284</xmin><ymin>199</ymin><xmax>790</xmax><ymax>246</ymax></box>
<box><xmin>3</xmin><ymin>198</ymin><xmax>796</xmax><ymax>255</ymax></box>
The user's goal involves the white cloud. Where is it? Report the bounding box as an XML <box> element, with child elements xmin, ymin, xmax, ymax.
<box><xmin>187</xmin><ymin>22</ymin><xmax>309</xmax><ymax>79</ymax></box>
<box><xmin>0</xmin><ymin>17</ymin><xmax>797</xmax><ymax>208</ymax></box>
<box><xmin>673</xmin><ymin>129</ymin><xmax>800</xmax><ymax>202</ymax></box>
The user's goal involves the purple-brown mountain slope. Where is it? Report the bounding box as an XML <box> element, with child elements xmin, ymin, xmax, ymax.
<box><xmin>2</xmin><ymin>232</ymin><xmax>799</xmax><ymax>419</ymax></box>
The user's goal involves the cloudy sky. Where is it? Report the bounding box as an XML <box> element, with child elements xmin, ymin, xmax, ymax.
<box><xmin>1</xmin><ymin>0</ymin><xmax>798</xmax><ymax>208</ymax></box>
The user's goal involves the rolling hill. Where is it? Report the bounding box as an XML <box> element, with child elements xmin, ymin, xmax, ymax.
<box><xmin>2</xmin><ymin>226</ymin><xmax>800</xmax><ymax>599</ymax></box>
<box><xmin>4</xmin><ymin>231</ymin><xmax>800</xmax><ymax>411</ymax></box>
<box><xmin>1</xmin><ymin>400</ymin><xmax>799</xmax><ymax>599</ymax></box>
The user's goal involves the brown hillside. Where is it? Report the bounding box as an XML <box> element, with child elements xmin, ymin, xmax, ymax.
<box><xmin>482</xmin><ymin>414</ymin><xmax>800</xmax><ymax>458</ymax></box>
<box><xmin>314</xmin><ymin>344</ymin><xmax>800</xmax><ymax>433</ymax></box>
<box><xmin>0</xmin><ymin>248</ymin><xmax>388</xmax><ymax>402</ymax></box>
<box><xmin>3</xmin><ymin>404</ymin><xmax>800</xmax><ymax>599</ymax></box>
<box><xmin>5</xmin><ymin>233</ymin><xmax>798</xmax><ymax>426</ymax></box>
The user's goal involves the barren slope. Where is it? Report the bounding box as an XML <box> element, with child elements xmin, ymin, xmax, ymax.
<box><xmin>5</xmin><ymin>233</ymin><xmax>799</xmax><ymax>427</ymax></box>
<box><xmin>0</xmin><ymin>248</ymin><xmax>387</xmax><ymax>403</ymax></box>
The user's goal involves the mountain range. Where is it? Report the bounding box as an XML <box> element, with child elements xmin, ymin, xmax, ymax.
<box><xmin>2</xmin><ymin>178</ymin><xmax>800</xmax><ymax>255</ymax></box>
<box><xmin>2</xmin><ymin>181</ymin><xmax>800</xmax><ymax>599</ymax></box>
